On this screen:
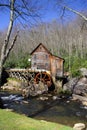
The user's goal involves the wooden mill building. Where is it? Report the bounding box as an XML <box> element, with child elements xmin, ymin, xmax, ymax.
<box><xmin>30</xmin><ymin>43</ymin><xmax>64</xmax><ymax>78</ymax></box>
<box><xmin>5</xmin><ymin>43</ymin><xmax>65</xmax><ymax>93</ymax></box>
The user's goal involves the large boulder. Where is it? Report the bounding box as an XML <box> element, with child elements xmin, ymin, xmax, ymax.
<box><xmin>22</xmin><ymin>81</ymin><xmax>48</xmax><ymax>97</ymax></box>
<box><xmin>73</xmin><ymin>77</ymin><xmax>87</xmax><ymax>96</ymax></box>
<box><xmin>63</xmin><ymin>77</ymin><xmax>87</xmax><ymax>96</ymax></box>
<box><xmin>63</xmin><ymin>77</ymin><xmax>79</xmax><ymax>93</ymax></box>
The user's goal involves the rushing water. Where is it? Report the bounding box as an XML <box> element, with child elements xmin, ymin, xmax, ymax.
<box><xmin>0</xmin><ymin>90</ymin><xmax>87</xmax><ymax>128</ymax></box>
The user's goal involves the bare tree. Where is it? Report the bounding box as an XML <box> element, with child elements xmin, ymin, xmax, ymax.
<box><xmin>17</xmin><ymin>19</ymin><xmax>87</xmax><ymax>72</ymax></box>
<box><xmin>0</xmin><ymin>0</ymin><xmax>42</xmax><ymax>86</ymax></box>
<box><xmin>63</xmin><ymin>6</ymin><xmax>87</xmax><ymax>21</ymax></box>
<box><xmin>55</xmin><ymin>0</ymin><xmax>87</xmax><ymax>22</ymax></box>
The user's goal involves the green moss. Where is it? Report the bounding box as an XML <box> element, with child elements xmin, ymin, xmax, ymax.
<box><xmin>7</xmin><ymin>77</ymin><xmax>21</xmax><ymax>82</ymax></box>
<box><xmin>0</xmin><ymin>109</ymin><xmax>72</xmax><ymax>130</ymax></box>
<box><xmin>58</xmin><ymin>88</ymin><xmax>72</xmax><ymax>96</ymax></box>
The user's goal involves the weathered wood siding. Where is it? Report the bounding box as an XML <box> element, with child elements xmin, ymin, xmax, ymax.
<box><xmin>56</xmin><ymin>58</ymin><xmax>64</xmax><ymax>77</ymax></box>
<box><xmin>31</xmin><ymin>43</ymin><xmax>64</xmax><ymax>77</ymax></box>
<box><xmin>51</xmin><ymin>56</ymin><xmax>64</xmax><ymax>77</ymax></box>
<box><xmin>31</xmin><ymin>44</ymin><xmax>51</xmax><ymax>70</ymax></box>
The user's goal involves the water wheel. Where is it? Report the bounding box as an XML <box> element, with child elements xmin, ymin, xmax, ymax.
<box><xmin>34</xmin><ymin>72</ymin><xmax>52</xmax><ymax>87</ymax></box>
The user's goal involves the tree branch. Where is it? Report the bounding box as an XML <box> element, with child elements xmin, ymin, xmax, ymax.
<box><xmin>4</xmin><ymin>0</ymin><xmax>15</xmax><ymax>54</ymax></box>
<box><xmin>5</xmin><ymin>32</ymin><xmax>19</xmax><ymax>61</ymax></box>
<box><xmin>64</xmin><ymin>6</ymin><xmax>87</xmax><ymax>21</ymax></box>
<box><xmin>0</xmin><ymin>4</ymin><xmax>10</xmax><ymax>8</ymax></box>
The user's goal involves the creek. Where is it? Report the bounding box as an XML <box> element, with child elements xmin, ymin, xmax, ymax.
<box><xmin>0</xmin><ymin>90</ymin><xmax>87</xmax><ymax>128</ymax></box>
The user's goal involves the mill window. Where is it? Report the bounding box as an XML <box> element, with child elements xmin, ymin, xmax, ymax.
<box><xmin>45</xmin><ymin>54</ymin><xmax>48</xmax><ymax>59</ymax></box>
<box><xmin>34</xmin><ymin>54</ymin><xmax>36</xmax><ymax>60</ymax></box>
<box><xmin>45</xmin><ymin>63</ymin><xmax>48</xmax><ymax>67</ymax></box>
<box><xmin>34</xmin><ymin>62</ymin><xmax>36</xmax><ymax>65</ymax></box>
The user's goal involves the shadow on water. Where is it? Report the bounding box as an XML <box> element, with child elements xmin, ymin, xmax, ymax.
<box><xmin>0</xmin><ymin>90</ymin><xmax>87</xmax><ymax>127</ymax></box>
<box><xmin>29</xmin><ymin>98</ymin><xmax>60</xmax><ymax>118</ymax></box>
<box><xmin>34</xmin><ymin>100</ymin><xmax>87</xmax><ymax>127</ymax></box>
<box><xmin>29</xmin><ymin>98</ymin><xmax>87</xmax><ymax>127</ymax></box>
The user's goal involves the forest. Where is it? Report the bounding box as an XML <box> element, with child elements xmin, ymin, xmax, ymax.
<box><xmin>0</xmin><ymin>17</ymin><xmax>87</xmax><ymax>77</ymax></box>
<box><xmin>0</xmin><ymin>0</ymin><xmax>87</xmax><ymax>81</ymax></box>
<box><xmin>0</xmin><ymin>1</ymin><xmax>87</xmax><ymax>129</ymax></box>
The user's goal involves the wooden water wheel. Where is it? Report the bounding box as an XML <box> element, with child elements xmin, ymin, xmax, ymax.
<box><xmin>34</xmin><ymin>72</ymin><xmax>52</xmax><ymax>87</ymax></box>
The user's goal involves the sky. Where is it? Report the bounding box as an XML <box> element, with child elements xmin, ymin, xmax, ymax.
<box><xmin>0</xmin><ymin>12</ymin><xmax>10</xmax><ymax>30</ymax></box>
<box><xmin>0</xmin><ymin>0</ymin><xmax>87</xmax><ymax>31</ymax></box>
<box><xmin>0</xmin><ymin>0</ymin><xmax>58</xmax><ymax>31</ymax></box>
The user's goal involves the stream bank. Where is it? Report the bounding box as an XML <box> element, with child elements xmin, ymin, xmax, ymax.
<box><xmin>0</xmin><ymin>90</ymin><xmax>87</xmax><ymax>128</ymax></box>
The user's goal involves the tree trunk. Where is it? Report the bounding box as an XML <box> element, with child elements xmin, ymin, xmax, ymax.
<box><xmin>0</xmin><ymin>65</ymin><xmax>3</xmax><ymax>86</ymax></box>
<box><xmin>0</xmin><ymin>67</ymin><xmax>1</xmax><ymax>79</ymax></box>
<box><xmin>0</xmin><ymin>0</ymin><xmax>15</xmax><ymax>87</ymax></box>
<box><xmin>0</xmin><ymin>53</ymin><xmax>5</xmax><ymax>86</ymax></box>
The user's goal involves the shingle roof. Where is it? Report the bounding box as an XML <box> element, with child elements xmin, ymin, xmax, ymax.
<box><xmin>30</xmin><ymin>43</ymin><xmax>65</xmax><ymax>61</ymax></box>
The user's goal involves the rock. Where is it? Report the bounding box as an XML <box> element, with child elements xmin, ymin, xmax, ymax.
<box><xmin>22</xmin><ymin>81</ymin><xmax>49</xmax><ymax>97</ymax></box>
<box><xmin>63</xmin><ymin>77</ymin><xmax>79</xmax><ymax>92</ymax></box>
<box><xmin>52</xmin><ymin>96</ymin><xmax>58</xmax><ymax>100</ymax></box>
<box><xmin>38</xmin><ymin>81</ymin><xmax>48</xmax><ymax>93</ymax></box>
<box><xmin>66</xmin><ymin>100</ymin><xmax>70</xmax><ymax>103</ymax></box>
<box><xmin>73</xmin><ymin>123</ymin><xmax>85</xmax><ymax>130</ymax></box>
<box><xmin>39</xmin><ymin>96</ymin><xmax>48</xmax><ymax>101</ymax></box>
<box><xmin>1</xmin><ymin>79</ymin><xmax>28</xmax><ymax>91</ymax></box>
<box><xmin>5</xmin><ymin>108</ymin><xmax>13</xmax><ymax>112</ymax></box>
<box><xmin>37</xmin><ymin>90</ymin><xmax>42</xmax><ymax>95</ymax></box>
<box><xmin>47</xmin><ymin>94</ymin><xmax>52</xmax><ymax>97</ymax></box>
<box><xmin>22</xmin><ymin>88</ymin><xmax>30</xmax><ymax>97</ymax></box>
<box><xmin>79</xmin><ymin>77</ymin><xmax>87</xmax><ymax>84</ymax></box>
<box><xmin>80</xmin><ymin>68</ymin><xmax>87</xmax><ymax>77</ymax></box>
<box><xmin>63</xmin><ymin>76</ymin><xmax>87</xmax><ymax>96</ymax></box>
<box><xmin>73</xmin><ymin>82</ymin><xmax>87</xmax><ymax>96</ymax></box>
<box><xmin>22</xmin><ymin>100</ymin><xmax>29</xmax><ymax>104</ymax></box>
<box><xmin>82</xmin><ymin>101</ymin><xmax>87</xmax><ymax>106</ymax></box>
<box><xmin>1</xmin><ymin>84</ymin><xmax>15</xmax><ymax>90</ymax></box>
<box><xmin>72</xmin><ymin>94</ymin><xmax>87</xmax><ymax>102</ymax></box>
